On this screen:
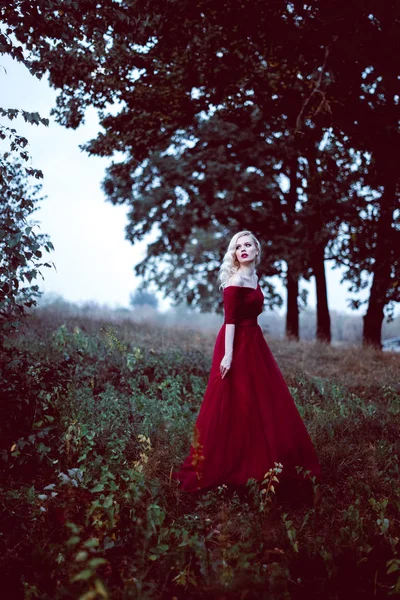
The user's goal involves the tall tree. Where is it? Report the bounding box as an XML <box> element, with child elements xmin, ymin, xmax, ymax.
<box><xmin>322</xmin><ymin>6</ymin><xmax>400</xmax><ymax>346</ymax></box>
<box><xmin>111</xmin><ymin>110</ymin><xmax>286</xmax><ymax>311</ymax></box>
<box><xmin>2</xmin><ymin>1</ymin><xmax>315</xmax><ymax>313</ymax></box>
<box><xmin>3</xmin><ymin>0</ymin><xmax>399</xmax><ymax>344</ymax></box>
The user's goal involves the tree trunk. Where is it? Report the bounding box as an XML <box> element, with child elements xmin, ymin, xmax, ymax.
<box><xmin>313</xmin><ymin>244</ymin><xmax>331</xmax><ymax>343</ymax></box>
<box><xmin>306</xmin><ymin>144</ymin><xmax>332</xmax><ymax>344</ymax></box>
<box><xmin>286</xmin><ymin>264</ymin><xmax>299</xmax><ymax>340</ymax></box>
<box><xmin>363</xmin><ymin>178</ymin><xmax>397</xmax><ymax>347</ymax></box>
<box><xmin>285</xmin><ymin>155</ymin><xmax>300</xmax><ymax>341</ymax></box>
<box><xmin>363</xmin><ymin>273</ymin><xmax>390</xmax><ymax>347</ymax></box>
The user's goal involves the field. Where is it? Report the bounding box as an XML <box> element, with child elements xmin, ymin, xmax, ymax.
<box><xmin>1</xmin><ymin>308</ymin><xmax>400</xmax><ymax>599</ymax></box>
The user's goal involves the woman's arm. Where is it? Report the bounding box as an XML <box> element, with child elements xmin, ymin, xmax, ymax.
<box><xmin>220</xmin><ymin>273</ymin><xmax>242</xmax><ymax>378</ymax></box>
<box><xmin>220</xmin><ymin>324</ymin><xmax>235</xmax><ymax>379</ymax></box>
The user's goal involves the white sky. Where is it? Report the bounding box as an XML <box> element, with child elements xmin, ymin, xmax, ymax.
<box><xmin>0</xmin><ymin>54</ymin><xmax>380</xmax><ymax>315</ymax></box>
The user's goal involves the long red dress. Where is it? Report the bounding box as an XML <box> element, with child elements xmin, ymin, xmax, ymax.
<box><xmin>172</xmin><ymin>284</ymin><xmax>320</xmax><ymax>493</ymax></box>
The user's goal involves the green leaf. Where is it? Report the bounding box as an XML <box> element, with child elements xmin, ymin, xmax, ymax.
<box><xmin>91</xmin><ymin>483</ymin><xmax>105</xmax><ymax>493</ymax></box>
<box><xmin>70</xmin><ymin>569</ymin><xmax>93</xmax><ymax>582</ymax></box>
<box><xmin>84</xmin><ymin>538</ymin><xmax>100</xmax><ymax>549</ymax></box>
<box><xmin>387</xmin><ymin>560</ymin><xmax>400</xmax><ymax>574</ymax></box>
<box><xmin>103</xmin><ymin>496</ymin><xmax>113</xmax><ymax>508</ymax></box>
<box><xmin>67</xmin><ymin>536</ymin><xmax>81</xmax><ymax>546</ymax></box>
<box><xmin>66</xmin><ymin>522</ymin><xmax>80</xmax><ymax>534</ymax></box>
<box><xmin>75</xmin><ymin>550</ymin><xmax>89</xmax><ymax>562</ymax></box>
<box><xmin>88</xmin><ymin>558</ymin><xmax>107</xmax><ymax>569</ymax></box>
<box><xmin>8</xmin><ymin>233</ymin><xmax>23</xmax><ymax>248</ymax></box>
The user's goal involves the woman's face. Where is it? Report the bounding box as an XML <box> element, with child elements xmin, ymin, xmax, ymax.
<box><xmin>234</xmin><ymin>235</ymin><xmax>258</xmax><ymax>265</ymax></box>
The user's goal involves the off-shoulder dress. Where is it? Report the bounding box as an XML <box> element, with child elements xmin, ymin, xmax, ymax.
<box><xmin>171</xmin><ymin>284</ymin><xmax>320</xmax><ymax>492</ymax></box>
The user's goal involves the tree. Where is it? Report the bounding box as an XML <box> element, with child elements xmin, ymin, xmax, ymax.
<box><xmin>1</xmin><ymin>1</ymin><xmax>325</xmax><ymax>332</ymax></box>
<box><xmin>288</xmin><ymin>0</ymin><xmax>400</xmax><ymax>346</ymax></box>
<box><xmin>334</xmin><ymin>155</ymin><xmax>400</xmax><ymax>344</ymax></box>
<box><xmin>2</xmin><ymin>1</ymin><xmax>309</xmax><ymax>314</ymax></box>
<box><xmin>318</xmin><ymin>4</ymin><xmax>400</xmax><ymax>346</ymax></box>
<box><xmin>107</xmin><ymin>108</ymin><xmax>289</xmax><ymax>312</ymax></box>
<box><xmin>3</xmin><ymin>0</ymin><xmax>399</xmax><ymax>344</ymax></box>
<box><xmin>0</xmin><ymin>107</ymin><xmax>54</xmax><ymax>335</ymax></box>
<box><xmin>129</xmin><ymin>289</ymin><xmax>158</xmax><ymax>309</ymax></box>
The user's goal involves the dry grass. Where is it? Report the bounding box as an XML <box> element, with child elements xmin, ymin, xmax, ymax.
<box><xmin>27</xmin><ymin>308</ymin><xmax>400</xmax><ymax>394</ymax></box>
<box><xmin>7</xmin><ymin>309</ymin><xmax>400</xmax><ymax>598</ymax></box>
<box><xmin>267</xmin><ymin>338</ymin><xmax>400</xmax><ymax>397</ymax></box>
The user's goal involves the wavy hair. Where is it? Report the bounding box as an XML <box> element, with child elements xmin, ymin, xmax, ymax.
<box><xmin>218</xmin><ymin>231</ymin><xmax>261</xmax><ymax>289</ymax></box>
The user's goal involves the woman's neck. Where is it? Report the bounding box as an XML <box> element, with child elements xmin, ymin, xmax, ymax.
<box><xmin>238</xmin><ymin>266</ymin><xmax>256</xmax><ymax>280</ymax></box>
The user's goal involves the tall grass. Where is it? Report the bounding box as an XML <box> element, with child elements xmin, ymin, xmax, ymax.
<box><xmin>35</xmin><ymin>294</ymin><xmax>400</xmax><ymax>343</ymax></box>
<box><xmin>1</xmin><ymin>307</ymin><xmax>399</xmax><ymax>599</ymax></box>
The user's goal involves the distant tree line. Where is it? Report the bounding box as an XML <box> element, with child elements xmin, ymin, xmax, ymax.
<box><xmin>36</xmin><ymin>294</ymin><xmax>400</xmax><ymax>345</ymax></box>
<box><xmin>130</xmin><ymin>289</ymin><xmax>158</xmax><ymax>309</ymax></box>
<box><xmin>1</xmin><ymin>0</ymin><xmax>399</xmax><ymax>346</ymax></box>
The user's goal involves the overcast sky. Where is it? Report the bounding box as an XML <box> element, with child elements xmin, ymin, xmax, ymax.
<box><xmin>1</xmin><ymin>54</ymin><xmax>378</xmax><ymax>315</ymax></box>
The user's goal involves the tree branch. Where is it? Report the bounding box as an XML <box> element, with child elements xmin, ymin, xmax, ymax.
<box><xmin>295</xmin><ymin>45</ymin><xmax>331</xmax><ymax>134</ymax></box>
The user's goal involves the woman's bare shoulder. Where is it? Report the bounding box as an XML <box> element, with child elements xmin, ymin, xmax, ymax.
<box><xmin>225</xmin><ymin>273</ymin><xmax>243</xmax><ymax>288</ymax></box>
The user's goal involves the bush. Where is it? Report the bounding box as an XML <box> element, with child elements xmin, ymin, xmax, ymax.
<box><xmin>1</xmin><ymin>313</ymin><xmax>400</xmax><ymax>599</ymax></box>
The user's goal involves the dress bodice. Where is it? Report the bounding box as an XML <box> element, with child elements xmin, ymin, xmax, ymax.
<box><xmin>223</xmin><ymin>285</ymin><xmax>264</xmax><ymax>325</ymax></box>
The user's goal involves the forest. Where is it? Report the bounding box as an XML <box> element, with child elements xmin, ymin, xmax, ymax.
<box><xmin>1</xmin><ymin>0</ymin><xmax>400</xmax><ymax>346</ymax></box>
<box><xmin>1</xmin><ymin>1</ymin><xmax>400</xmax><ymax>599</ymax></box>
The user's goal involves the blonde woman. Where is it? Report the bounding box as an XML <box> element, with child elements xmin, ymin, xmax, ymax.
<box><xmin>172</xmin><ymin>231</ymin><xmax>320</xmax><ymax>492</ymax></box>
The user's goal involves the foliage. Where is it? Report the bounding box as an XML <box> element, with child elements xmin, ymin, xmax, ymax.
<box><xmin>0</xmin><ymin>106</ymin><xmax>54</xmax><ymax>336</ymax></box>
<box><xmin>2</xmin><ymin>1</ymin><xmax>399</xmax><ymax>343</ymax></box>
<box><xmin>129</xmin><ymin>288</ymin><xmax>159</xmax><ymax>309</ymax></box>
<box><xmin>1</xmin><ymin>312</ymin><xmax>400</xmax><ymax>598</ymax></box>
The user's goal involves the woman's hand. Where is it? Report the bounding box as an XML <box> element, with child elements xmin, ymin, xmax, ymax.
<box><xmin>220</xmin><ymin>352</ymin><xmax>232</xmax><ymax>379</ymax></box>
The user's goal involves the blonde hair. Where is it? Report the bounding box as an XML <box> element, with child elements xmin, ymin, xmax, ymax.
<box><xmin>218</xmin><ymin>231</ymin><xmax>261</xmax><ymax>289</ymax></box>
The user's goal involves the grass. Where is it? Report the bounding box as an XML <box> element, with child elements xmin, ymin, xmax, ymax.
<box><xmin>1</xmin><ymin>309</ymin><xmax>400</xmax><ymax>599</ymax></box>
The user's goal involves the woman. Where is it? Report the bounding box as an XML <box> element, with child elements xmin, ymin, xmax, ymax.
<box><xmin>172</xmin><ymin>231</ymin><xmax>320</xmax><ymax>493</ymax></box>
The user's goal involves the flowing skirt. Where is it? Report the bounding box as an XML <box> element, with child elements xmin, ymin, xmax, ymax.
<box><xmin>172</xmin><ymin>324</ymin><xmax>320</xmax><ymax>492</ymax></box>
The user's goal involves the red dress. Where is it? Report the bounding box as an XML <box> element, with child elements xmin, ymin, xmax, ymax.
<box><xmin>172</xmin><ymin>284</ymin><xmax>320</xmax><ymax>492</ymax></box>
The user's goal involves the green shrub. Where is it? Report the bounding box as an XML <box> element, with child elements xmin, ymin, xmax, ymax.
<box><xmin>1</xmin><ymin>317</ymin><xmax>399</xmax><ymax>599</ymax></box>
